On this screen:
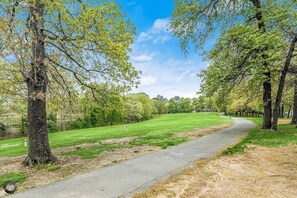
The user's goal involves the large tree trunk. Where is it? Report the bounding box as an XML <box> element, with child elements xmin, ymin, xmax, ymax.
<box><xmin>250</xmin><ymin>0</ymin><xmax>272</xmax><ymax>129</ymax></box>
<box><xmin>262</xmin><ymin>79</ymin><xmax>272</xmax><ymax>129</ymax></box>
<box><xmin>272</xmin><ymin>34</ymin><xmax>297</xmax><ymax>130</ymax></box>
<box><xmin>292</xmin><ymin>81</ymin><xmax>297</xmax><ymax>124</ymax></box>
<box><xmin>23</xmin><ymin>1</ymin><xmax>56</xmax><ymax>165</ymax></box>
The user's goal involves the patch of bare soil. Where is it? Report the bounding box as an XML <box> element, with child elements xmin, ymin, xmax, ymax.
<box><xmin>173</xmin><ymin>123</ymin><xmax>232</xmax><ymax>140</ymax></box>
<box><xmin>52</xmin><ymin>136</ymin><xmax>136</xmax><ymax>153</ymax></box>
<box><xmin>278</xmin><ymin>119</ymin><xmax>292</xmax><ymax>125</ymax></box>
<box><xmin>134</xmin><ymin>146</ymin><xmax>297</xmax><ymax>198</ymax></box>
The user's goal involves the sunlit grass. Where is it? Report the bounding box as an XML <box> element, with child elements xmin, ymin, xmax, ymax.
<box><xmin>0</xmin><ymin>113</ymin><xmax>231</xmax><ymax>157</ymax></box>
<box><xmin>222</xmin><ymin>117</ymin><xmax>297</xmax><ymax>155</ymax></box>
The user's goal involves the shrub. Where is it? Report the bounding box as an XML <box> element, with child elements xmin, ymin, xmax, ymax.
<box><xmin>47</xmin><ymin>113</ymin><xmax>58</xmax><ymax>133</ymax></box>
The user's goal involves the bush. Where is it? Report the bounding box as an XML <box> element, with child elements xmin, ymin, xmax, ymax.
<box><xmin>47</xmin><ymin>113</ymin><xmax>58</xmax><ymax>133</ymax></box>
<box><xmin>69</xmin><ymin>118</ymin><xmax>92</xmax><ymax>130</ymax></box>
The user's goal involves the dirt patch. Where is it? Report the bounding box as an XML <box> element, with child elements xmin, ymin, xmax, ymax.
<box><xmin>173</xmin><ymin>123</ymin><xmax>232</xmax><ymax>140</ymax></box>
<box><xmin>52</xmin><ymin>136</ymin><xmax>136</xmax><ymax>153</ymax></box>
<box><xmin>134</xmin><ymin>146</ymin><xmax>297</xmax><ymax>198</ymax></box>
<box><xmin>278</xmin><ymin>119</ymin><xmax>292</xmax><ymax>125</ymax></box>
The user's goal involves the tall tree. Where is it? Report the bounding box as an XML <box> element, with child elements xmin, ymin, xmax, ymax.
<box><xmin>170</xmin><ymin>0</ymin><xmax>296</xmax><ymax>129</ymax></box>
<box><xmin>0</xmin><ymin>0</ymin><xmax>138</xmax><ymax>165</ymax></box>
<box><xmin>272</xmin><ymin>34</ymin><xmax>297</xmax><ymax>129</ymax></box>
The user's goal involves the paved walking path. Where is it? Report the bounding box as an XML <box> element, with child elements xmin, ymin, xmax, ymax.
<box><xmin>11</xmin><ymin>117</ymin><xmax>255</xmax><ymax>198</ymax></box>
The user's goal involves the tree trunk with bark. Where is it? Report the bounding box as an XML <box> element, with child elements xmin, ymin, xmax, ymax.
<box><xmin>262</xmin><ymin>79</ymin><xmax>272</xmax><ymax>129</ymax></box>
<box><xmin>250</xmin><ymin>0</ymin><xmax>272</xmax><ymax>129</ymax></box>
<box><xmin>272</xmin><ymin>34</ymin><xmax>297</xmax><ymax>130</ymax></box>
<box><xmin>23</xmin><ymin>1</ymin><xmax>56</xmax><ymax>165</ymax></box>
<box><xmin>292</xmin><ymin>82</ymin><xmax>297</xmax><ymax>124</ymax></box>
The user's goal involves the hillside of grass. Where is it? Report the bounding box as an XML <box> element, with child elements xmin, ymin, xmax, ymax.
<box><xmin>0</xmin><ymin>112</ymin><xmax>231</xmax><ymax>157</ymax></box>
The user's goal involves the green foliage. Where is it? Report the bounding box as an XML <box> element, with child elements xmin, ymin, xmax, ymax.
<box><xmin>222</xmin><ymin>117</ymin><xmax>297</xmax><ymax>155</ymax></box>
<box><xmin>171</xmin><ymin>0</ymin><xmax>297</xmax><ymax>128</ymax></box>
<box><xmin>47</xmin><ymin>113</ymin><xmax>58</xmax><ymax>133</ymax></box>
<box><xmin>0</xmin><ymin>113</ymin><xmax>231</xmax><ymax>157</ymax></box>
<box><xmin>167</xmin><ymin>98</ymin><xmax>177</xmax><ymax>113</ymax></box>
<box><xmin>0</xmin><ymin>172</ymin><xmax>27</xmax><ymax>187</ymax></box>
<box><xmin>0</xmin><ymin>122</ymin><xmax>5</xmax><ymax>131</ymax></box>
<box><xmin>69</xmin><ymin>118</ymin><xmax>92</xmax><ymax>130</ymax></box>
<box><xmin>177</xmin><ymin>98</ymin><xmax>192</xmax><ymax>113</ymax></box>
<box><xmin>124</xmin><ymin>94</ymin><xmax>145</xmax><ymax>122</ymax></box>
<box><xmin>152</xmin><ymin>97</ymin><xmax>168</xmax><ymax>114</ymax></box>
<box><xmin>200</xmin><ymin>25</ymin><xmax>285</xmax><ymax>98</ymax></box>
<box><xmin>135</xmin><ymin>93</ymin><xmax>153</xmax><ymax>120</ymax></box>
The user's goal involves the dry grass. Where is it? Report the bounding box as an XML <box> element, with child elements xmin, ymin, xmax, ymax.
<box><xmin>173</xmin><ymin>123</ymin><xmax>232</xmax><ymax>140</ymax></box>
<box><xmin>134</xmin><ymin>146</ymin><xmax>297</xmax><ymax>198</ymax></box>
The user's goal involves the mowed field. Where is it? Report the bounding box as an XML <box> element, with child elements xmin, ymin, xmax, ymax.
<box><xmin>0</xmin><ymin>113</ymin><xmax>231</xmax><ymax>157</ymax></box>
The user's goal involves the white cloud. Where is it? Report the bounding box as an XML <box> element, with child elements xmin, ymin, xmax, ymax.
<box><xmin>137</xmin><ymin>18</ymin><xmax>172</xmax><ymax>44</ymax></box>
<box><xmin>138</xmin><ymin>32</ymin><xmax>153</xmax><ymax>43</ymax></box>
<box><xmin>176</xmin><ymin>70</ymin><xmax>191</xmax><ymax>82</ymax></box>
<box><xmin>153</xmin><ymin>35</ymin><xmax>171</xmax><ymax>44</ymax></box>
<box><xmin>131</xmin><ymin>54</ymin><xmax>154</xmax><ymax>62</ymax></box>
<box><xmin>140</xmin><ymin>75</ymin><xmax>158</xmax><ymax>86</ymax></box>
<box><xmin>151</xmin><ymin>18</ymin><xmax>171</xmax><ymax>33</ymax></box>
<box><xmin>130</xmin><ymin>57</ymin><xmax>205</xmax><ymax>99</ymax></box>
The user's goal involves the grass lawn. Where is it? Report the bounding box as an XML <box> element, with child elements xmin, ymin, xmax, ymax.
<box><xmin>222</xmin><ymin>117</ymin><xmax>297</xmax><ymax>155</ymax></box>
<box><xmin>0</xmin><ymin>112</ymin><xmax>231</xmax><ymax>157</ymax></box>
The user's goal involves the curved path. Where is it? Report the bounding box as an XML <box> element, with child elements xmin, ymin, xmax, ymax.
<box><xmin>11</xmin><ymin>117</ymin><xmax>255</xmax><ymax>198</ymax></box>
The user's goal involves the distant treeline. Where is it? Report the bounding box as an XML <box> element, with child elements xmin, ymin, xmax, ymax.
<box><xmin>0</xmin><ymin>93</ymin><xmax>216</xmax><ymax>137</ymax></box>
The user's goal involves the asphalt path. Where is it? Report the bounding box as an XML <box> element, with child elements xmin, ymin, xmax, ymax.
<box><xmin>10</xmin><ymin>117</ymin><xmax>255</xmax><ymax>198</ymax></box>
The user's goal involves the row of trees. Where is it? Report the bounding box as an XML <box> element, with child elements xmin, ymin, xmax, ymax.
<box><xmin>171</xmin><ymin>0</ymin><xmax>297</xmax><ymax>129</ymax></box>
<box><xmin>1</xmin><ymin>91</ymin><xmax>215</xmax><ymax>134</ymax></box>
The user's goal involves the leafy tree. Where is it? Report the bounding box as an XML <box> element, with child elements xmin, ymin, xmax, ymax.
<box><xmin>171</xmin><ymin>0</ymin><xmax>297</xmax><ymax>129</ymax></box>
<box><xmin>124</xmin><ymin>94</ymin><xmax>144</xmax><ymax>122</ymax></box>
<box><xmin>177</xmin><ymin>98</ymin><xmax>192</xmax><ymax>113</ymax></box>
<box><xmin>192</xmin><ymin>96</ymin><xmax>205</xmax><ymax>112</ymax></box>
<box><xmin>0</xmin><ymin>0</ymin><xmax>138</xmax><ymax>165</ymax></box>
<box><xmin>152</xmin><ymin>95</ymin><xmax>168</xmax><ymax>114</ymax></box>
<box><xmin>167</xmin><ymin>98</ymin><xmax>177</xmax><ymax>113</ymax></box>
<box><xmin>136</xmin><ymin>93</ymin><xmax>153</xmax><ymax>120</ymax></box>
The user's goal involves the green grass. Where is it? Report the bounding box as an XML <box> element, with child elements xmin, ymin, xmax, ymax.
<box><xmin>0</xmin><ymin>172</ymin><xmax>27</xmax><ymax>187</ymax></box>
<box><xmin>222</xmin><ymin>117</ymin><xmax>297</xmax><ymax>155</ymax></box>
<box><xmin>0</xmin><ymin>113</ymin><xmax>231</xmax><ymax>157</ymax></box>
<box><xmin>129</xmin><ymin>134</ymin><xmax>188</xmax><ymax>149</ymax></box>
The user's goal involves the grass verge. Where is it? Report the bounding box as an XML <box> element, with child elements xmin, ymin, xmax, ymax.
<box><xmin>0</xmin><ymin>172</ymin><xmax>27</xmax><ymax>187</ymax></box>
<box><xmin>222</xmin><ymin>117</ymin><xmax>297</xmax><ymax>155</ymax></box>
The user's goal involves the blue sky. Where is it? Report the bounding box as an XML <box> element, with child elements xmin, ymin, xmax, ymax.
<box><xmin>117</xmin><ymin>0</ymin><xmax>210</xmax><ymax>99</ymax></box>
